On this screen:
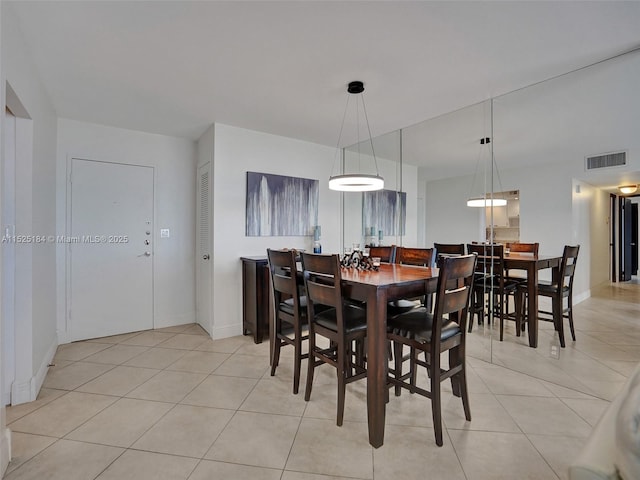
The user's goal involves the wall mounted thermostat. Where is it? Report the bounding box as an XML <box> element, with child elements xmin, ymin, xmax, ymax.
<box><xmin>160</xmin><ymin>228</ymin><xmax>170</xmax><ymax>238</ymax></box>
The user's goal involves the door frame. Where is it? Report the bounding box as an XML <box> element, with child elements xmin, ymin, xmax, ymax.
<box><xmin>617</xmin><ymin>193</ymin><xmax>640</xmax><ymax>282</ymax></box>
<box><xmin>63</xmin><ymin>156</ymin><xmax>156</xmax><ymax>343</ymax></box>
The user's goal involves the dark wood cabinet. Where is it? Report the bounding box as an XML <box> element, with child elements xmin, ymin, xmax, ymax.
<box><xmin>241</xmin><ymin>256</ymin><xmax>270</xmax><ymax>343</ymax></box>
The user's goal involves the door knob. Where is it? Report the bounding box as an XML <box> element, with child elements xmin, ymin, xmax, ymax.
<box><xmin>203</xmin><ymin>254</ymin><xmax>210</xmax><ymax>260</ymax></box>
<box><xmin>138</xmin><ymin>251</ymin><xmax>152</xmax><ymax>257</ymax></box>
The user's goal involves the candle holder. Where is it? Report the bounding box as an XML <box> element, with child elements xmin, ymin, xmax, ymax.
<box><xmin>340</xmin><ymin>250</ymin><xmax>379</xmax><ymax>270</ymax></box>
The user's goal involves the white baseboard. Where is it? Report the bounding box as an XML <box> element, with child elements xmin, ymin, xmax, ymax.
<box><xmin>11</xmin><ymin>335</ymin><xmax>57</xmax><ymax>406</ymax></box>
<box><xmin>10</xmin><ymin>380</ymin><xmax>32</xmax><ymax>406</ymax></box>
<box><xmin>212</xmin><ymin>323</ymin><xmax>243</xmax><ymax>340</ymax></box>
<box><xmin>574</xmin><ymin>289</ymin><xmax>591</xmax><ymax>305</ymax></box>
<box><xmin>56</xmin><ymin>329</ymin><xmax>72</xmax><ymax>345</ymax></box>
<box><xmin>196</xmin><ymin>320</ymin><xmax>212</xmax><ymax>336</ymax></box>
<box><xmin>0</xmin><ymin>427</ymin><xmax>11</xmax><ymax>477</ymax></box>
<box><xmin>154</xmin><ymin>310</ymin><xmax>196</xmax><ymax>330</ymax></box>
<box><xmin>34</xmin><ymin>337</ymin><xmax>58</xmax><ymax>395</ymax></box>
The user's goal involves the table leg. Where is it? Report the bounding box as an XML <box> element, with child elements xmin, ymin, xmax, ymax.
<box><xmin>367</xmin><ymin>287</ymin><xmax>387</xmax><ymax>448</ymax></box>
<box><xmin>527</xmin><ymin>264</ymin><xmax>538</xmax><ymax>348</ymax></box>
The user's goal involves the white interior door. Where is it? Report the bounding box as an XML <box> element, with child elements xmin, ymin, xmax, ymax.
<box><xmin>70</xmin><ymin>159</ymin><xmax>153</xmax><ymax>341</ymax></box>
<box><xmin>196</xmin><ymin>162</ymin><xmax>212</xmax><ymax>334</ymax></box>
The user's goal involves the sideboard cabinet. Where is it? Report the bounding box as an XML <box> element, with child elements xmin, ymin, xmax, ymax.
<box><xmin>240</xmin><ymin>256</ymin><xmax>270</xmax><ymax>343</ymax></box>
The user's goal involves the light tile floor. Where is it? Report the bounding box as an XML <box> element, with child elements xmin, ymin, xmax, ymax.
<box><xmin>4</xmin><ymin>283</ymin><xmax>637</xmax><ymax>480</ymax></box>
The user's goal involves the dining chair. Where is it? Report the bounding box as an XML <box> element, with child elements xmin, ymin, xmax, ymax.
<box><xmin>266</xmin><ymin>248</ymin><xmax>309</xmax><ymax>394</ymax></box>
<box><xmin>515</xmin><ymin>245</ymin><xmax>580</xmax><ymax>347</ymax></box>
<box><xmin>387</xmin><ymin>253</ymin><xmax>477</xmax><ymax>446</ymax></box>
<box><xmin>387</xmin><ymin>247</ymin><xmax>437</xmax><ymax>378</ymax></box>
<box><xmin>389</xmin><ymin>247</ymin><xmax>436</xmax><ymax>314</ymax></box>
<box><xmin>368</xmin><ymin>245</ymin><xmax>396</xmax><ymax>263</ymax></box>
<box><xmin>301</xmin><ymin>252</ymin><xmax>367</xmax><ymax>426</ymax></box>
<box><xmin>504</xmin><ymin>242</ymin><xmax>539</xmax><ymax>281</ymax></box>
<box><xmin>466</xmin><ymin>243</ymin><xmax>518</xmax><ymax>337</ymax></box>
<box><xmin>433</xmin><ymin>243</ymin><xmax>465</xmax><ymax>260</ymax></box>
<box><xmin>502</xmin><ymin>242</ymin><xmax>539</xmax><ymax>337</ymax></box>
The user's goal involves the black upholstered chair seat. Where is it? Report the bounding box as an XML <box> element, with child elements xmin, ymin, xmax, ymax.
<box><xmin>387</xmin><ymin>298</ymin><xmax>422</xmax><ymax>315</ymax></box>
<box><xmin>474</xmin><ymin>274</ymin><xmax>518</xmax><ymax>291</ymax></box>
<box><xmin>537</xmin><ymin>281</ymin><xmax>569</xmax><ymax>295</ymax></box>
<box><xmin>314</xmin><ymin>305</ymin><xmax>367</xmax><ymax>334</ymax></box>
<box><xmin>388</xmin><ymin>307</ymin><xmax>461</xmax><ymax>344</ymax></box>
<box><xmin>280</xmin><ymin>295</ymin><xmax>308</xmax><ymax>315</ymax></box>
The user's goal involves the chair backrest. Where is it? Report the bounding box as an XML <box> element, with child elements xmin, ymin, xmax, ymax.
<box><xmin>560</xmin><ymin>245</ymin><xmax>580</xmax><ymax>290</ymax></box>
<box><xmin>267</xmin><ymin>248</ymin><xmax>302</xmax><ymax>315</ymax></box>
<box><xmin>368</xmin><ymin>245</ymin><xmax>395</xmax><ymax>263</ymax></box>
<box><xmin>434</xmin><ymin>243</ymin><xmax>465</xmax><ymax>260</ymax></box>
<box><xmin>395</xmin><ymin>247</ymin><xmax>435</xmax><ymax>267</ymax></box>
<box><xmin>301</xmin><ymin>252</ymin><xmax>346</xmax><ymax>330</ymax></box>
<box><xmin>466</xmin><ymin>243</ymin><xmax>506</xmax><ymax>277</ymax></box>
<box><xmin>507</xmin><ymin>242</ymin><xmax>539</xmax><ymax>256</ymax></box>
<box><xmin>432</xmin><ymin>254</ymin><xmax>477</xmax><ymax>338</ymax></box>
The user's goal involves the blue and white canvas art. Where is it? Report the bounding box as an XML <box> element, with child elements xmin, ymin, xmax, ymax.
<box><xmin>246</xmin><ymin>172</ymin><xmax>319</xmax><ymax>236</ymax></box>
<box><xmin>362</xmin><ymin>189</ymin><xmax>406</xmax><ymax>236</ymax></box>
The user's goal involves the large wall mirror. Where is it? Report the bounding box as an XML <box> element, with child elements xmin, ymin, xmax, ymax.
<box><xmin>342</xmin><ymin>48</ymin><xmax>640</xmax><ymax>397</ymax></box>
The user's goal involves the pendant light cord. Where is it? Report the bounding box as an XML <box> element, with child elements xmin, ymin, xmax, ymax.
<box><xmin>361</xmin><ymin>92</ymin><xmax>381</xmax><ymax>176</ymax></box>
<box><xmin>330</xmin><ymin>93</ymin><xmax>352</xmax><ymax>177</ymax></box>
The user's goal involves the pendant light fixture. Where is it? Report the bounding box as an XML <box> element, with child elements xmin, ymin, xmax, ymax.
<box><xmin>467</xmin><ymin>100</ymin><xmax>506</xmax><ymax>207</ymax></box>
<box><xmin>329</xmin><ymin>81</ymin><xmax>384</xmax><ymax>192</ymax></box>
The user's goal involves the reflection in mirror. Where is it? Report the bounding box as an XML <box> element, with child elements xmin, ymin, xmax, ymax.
<box><xmin>401</xmin><ymin>100</ymin><xmax>495</xmax><ymax>364</ymax></box>
<box><xmin>342</xmin><ymin>130</ymin><xmax>418</xmax><ymax>252</ymax></box>
<box><xmin>397</xmin><ymin>49</ymin><xmax>640</xmax><ymax>398</ymax></box>
<box><xmin>485</xmin><ymin>49</ymin><xmax>640</xmax><ymax>398</ymax></box>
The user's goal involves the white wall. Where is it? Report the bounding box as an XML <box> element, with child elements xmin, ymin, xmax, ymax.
<box><xmin>2</xmin><ymin>3</ymin><xmax>58</xmax><ymax>405</ymax></box>
<box><xmin>206</xmin><ymin>123</ymin><xmax>339</xmax><ymax>339</ymax></box>
<box><xmin>574</xmin><ymin>180</ymin><xmax>610</xmax><ymax>292</ymax></box>
<box><xmin>56</xmin><ymin>119</ymin><xmax>197</xmax><ymax>338</ymax></box>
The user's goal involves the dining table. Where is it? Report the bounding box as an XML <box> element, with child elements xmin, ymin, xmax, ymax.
<box><xmin>503</xmin><ymin>252</ymin><xmax>563</xmax><ymax>348</ymax></box>
<box><xmin>339</xmin><ymin>262</ymin><xmax>439</xmax><ymax>448</ymax></box>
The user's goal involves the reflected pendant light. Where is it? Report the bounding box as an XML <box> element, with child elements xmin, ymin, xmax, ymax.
<box><xmin>467</xmin><ymin>125</ymin><xmax>507</xmax><ymax>207</ymax></box>
<box><xmin>618</xmin><ymin>185</ymin><xmax>638</xmax><ymax>195</ymax></box>
<box><xmin>329</xmin><ymin>81</ymin><xmax>384</xmax><ymax>192</ymax></box>
<box><xmin>467</xmin><ymin>197</ymin><xmax>507</xmax><ymax>207</ymax></box>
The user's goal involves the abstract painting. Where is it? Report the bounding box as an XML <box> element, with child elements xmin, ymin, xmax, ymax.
<box><xmin>246</xmin><ymin>171</ymin><xmax>319</xmax><ymax>236</ymax></box>
<box><xmin>362</xmin><ymin>189</ymin><xmax>406</xmax><ymax>236</ymax></box>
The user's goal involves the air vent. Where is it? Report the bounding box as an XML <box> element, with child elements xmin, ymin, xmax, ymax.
<box><xmin>585</xmin><ymin>151</ymin><xmax>627</xmax><ymax>171</ymax></box>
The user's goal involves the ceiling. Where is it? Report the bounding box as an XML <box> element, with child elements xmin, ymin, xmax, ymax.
<box><xmin>7</xmin><ymin>1</ymin><xmax>640</xmax><ymax>188</ymax></box>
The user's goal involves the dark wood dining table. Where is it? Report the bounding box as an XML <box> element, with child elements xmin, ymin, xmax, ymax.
<box><xmin>503</xmin><ymin>252</ymin><xmax>562</xmax><ymax>348</ymax></box>
<box><xmin>340</xmin><ymin>263</ymin><xmax>439</xmax><ymax>448</ymax></box>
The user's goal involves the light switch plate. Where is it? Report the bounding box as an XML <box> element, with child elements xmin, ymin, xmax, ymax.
<box><xmin>160</xmin><ymin>228</ymin><xmax>170</xmax><ymax>238</ymax></box>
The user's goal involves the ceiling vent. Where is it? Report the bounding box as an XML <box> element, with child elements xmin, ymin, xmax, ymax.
<box><xmin>585</xmin><ymin>151</ymin><xmax>627</xmax><ymax>171</ymax></box>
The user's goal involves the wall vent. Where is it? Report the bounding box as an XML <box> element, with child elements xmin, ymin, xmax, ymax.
<box><xmin>585</xmin><ymin>151</ymin><xmax>627</xmax><ymax>171</ymax></box>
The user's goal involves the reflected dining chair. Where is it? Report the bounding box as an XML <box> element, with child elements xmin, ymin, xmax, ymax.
<box><xmin>266</xmin><ymin>248</ymin><xmax>309</xmax><ymax>394</ymax></box>
<box><xmin>433</xmin><ymin>243</ymin><xmax>465</xmax><ymax>260</ymax></box>
<box><xmin>515</xmin><ymin>245</ymin><xmax>580</xmax><ymax>348</ymax></box>
<box><xmin>301</xmin><ymin>252</ymin><xmax>367</xmax><ymax>426</ymax></box>
<box><xmin>387</xmin><ymin>253</ymin><xmax>477</xmax><ymax>446</ymax></box>
<box><xmin>368</xmin><ymin>245</ymin><xmax>396</xmax><ymax>263</ymax></box>
<box><xmin>466</xmin><ymin>243</ymin><xmax>518</xmax><ymax>337</ymax></box>
<box><xmin>502</xmin><ymin>242</ymin><xmax>539</xmax><ymax>338</ymax></box>
<box><xmin>504</xmin><ymin>242</ymin><xmax>539</xmax><ymax>282</ymax></box>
